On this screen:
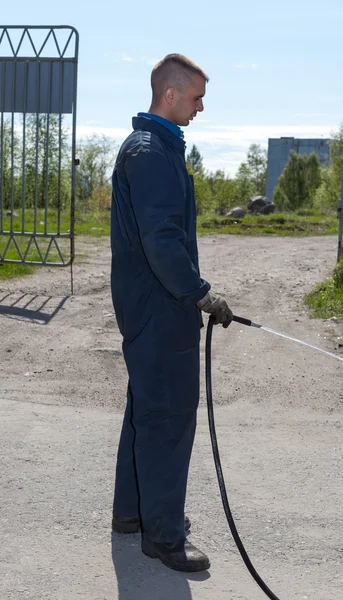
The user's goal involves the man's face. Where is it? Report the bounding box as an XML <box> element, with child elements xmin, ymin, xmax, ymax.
<box><xmin>169</xmin><ymin>74</ymin><xmax>206</xmax><ymax>127</ymax></box>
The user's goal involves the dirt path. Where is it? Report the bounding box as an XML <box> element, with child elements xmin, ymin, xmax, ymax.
<box><xmin>0</xmin><ymin>234</ymin><xmax>342</xmax><ymax>600</ymax></box>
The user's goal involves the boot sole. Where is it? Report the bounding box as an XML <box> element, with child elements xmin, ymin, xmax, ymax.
<box><xmin>141</xmin><ymin>539</ymin><xmax>210</xmax><ymax>573</ymax></box>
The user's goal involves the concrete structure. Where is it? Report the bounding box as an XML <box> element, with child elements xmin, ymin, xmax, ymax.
<box><xmin>266</xmin><ymin>137</ymin><xmax>330</xmax><ymax>200</ymax></box>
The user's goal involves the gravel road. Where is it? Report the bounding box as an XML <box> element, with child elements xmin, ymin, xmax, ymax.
<box><xmin>0</xmin><ymin>234</ymin><xmax>342</xmax><ymax>600</ymax></box>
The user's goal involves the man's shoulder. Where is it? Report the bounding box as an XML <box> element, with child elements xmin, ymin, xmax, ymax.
<box><xmin>119</xmin><ymin>128</ymin><xmax>165</xmax><ymax>161</ymax></box>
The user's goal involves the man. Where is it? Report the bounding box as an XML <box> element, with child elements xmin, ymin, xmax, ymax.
<box><xmin>110</xmin><ymin>54</ymin><xmax>233</xmax><ymax>573</ymax></box>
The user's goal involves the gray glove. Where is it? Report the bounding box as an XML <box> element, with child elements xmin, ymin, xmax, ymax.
<box><xmin>196</xmin><ymin>292</ymin><xmax>233</xmax><ymax>328</ymax></box>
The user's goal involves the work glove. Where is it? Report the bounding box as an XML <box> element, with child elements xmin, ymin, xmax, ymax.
<box><xmin>196</xmin><ymin>292</ymin><xmax>233</xmax><ymax>328</ymax></box>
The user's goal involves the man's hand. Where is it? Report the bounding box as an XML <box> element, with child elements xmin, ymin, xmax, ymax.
<box><xmin>196</xmin><ymin>292</ymin><xmax>233</xmax><ymax>328</ymax></box>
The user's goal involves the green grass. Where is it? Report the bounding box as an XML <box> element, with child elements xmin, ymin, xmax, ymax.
<box><xmin>0</xmin><ymin>245</ymin><xmax>62</xmax><ymax>279</ymax></box>
<box><xmin>74</xmin><ymin>210</ymin><xmax>110</xmax><ymax>236</ymax></box>
<box><xmin>0</xmin><ymin>259</ymin><xmax>34</xmax><ymax>279</ymax></box>
<box><xmin>305</xmin><ymin>260</ymin><xmax>343</xmax><ymax>319</ymax></box>
<box><xmin>2</xmin><ymin>208</ymin><xmax>337</xmax><ymax>239</ymax></box>
<box><xmin>197</xmin><ymin>211</ymin><xmax>338</xmax><ymax>236</ymax></box>
<box><xmin>1</xmin><ymin>208</ymin><xmax>111</xmax><ymax>237</ymax></box>
<box><xmin>0</xmin><ymin>207</ymin><xmax>339</xmax><ymax>280</ymax></box>
<box><xmin>0</xmin><ymin>208</ymin><xmax>109</xmax><ymax>279</ymax></box>
<box><xmin>2</xmin><ymin>208</ymin><xmax>71</xmax><ymax>234</ymax></box>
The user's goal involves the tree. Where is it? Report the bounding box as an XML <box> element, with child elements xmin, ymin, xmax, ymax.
<box><xmin>186</xmin><ymin>145</ymin><xmax>204</xmax><ymax>175</ymax></box>
<box><xmin>76</xmin><ymin>135</ymin><xmax>118</xmax><ymax>209</ymax></box>
<box><xmin>234</xmin><ymin>162</ymin><xmax>256</xmax><ymax>205</ymax></box>
<box><xmin>233</xmin><ymin>144</ymin><xmax>267</xmax><ymax>203</ymax></box>
<box><xmin>24</xmin><ymin>114</ymin><xmax>70</xmax><ymax>210</ymax></box>
<box><xmin>274</xmin><ymin>151</ymin><xmax>321</xmax><ymax>211</ymax></box>
<box><xmin>314</xmin><ymin>126</ymin><xmax>343</xmax><ymax>211</ymax></box>
<box><xmin>193</xmin><ymin>175</ymin><xmax>213</xmax><ymax>214</ymax></box>
<box><xmin>246</xmin><ymin>143</ymin><xmax>267</xmax><ymax>195</ymax></box>
<box><xmin>187</xmin><ymin>163</ymin><xmax>212</xmax><ymax>215</ymax></box>
<box><xmin>306</xmin><ymin>152</ymin><xmax>322</xmax><ymax>201</ymax></box>
<box><xmin>208</xmin><ymin>170</ymin><xmax>236</xmax><ymax>214</ymax></box>
<box><xmin>0</xmin><ymin>120</ymin><xmax>118</xmax><ymax>215</ymax></box>
<box><xmin>0</xmin><ymin>119</ymin><xmax>22</xmax><ymax>210</ymax></box>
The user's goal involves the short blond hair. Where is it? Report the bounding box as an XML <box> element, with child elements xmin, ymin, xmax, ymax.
<box><xmin>151</xmin><ymin>54</ymin><xmax>209</xmax><ymax>101</ymax></box>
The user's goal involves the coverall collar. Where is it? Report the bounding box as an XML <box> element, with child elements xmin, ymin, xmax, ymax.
<box><xmin>132</xmin><ymin>116</ymin><xmax>186</xmax><ymax>153</ymax></box>
<box><xmin>137</xmin><ymin>112</ymin><xmax>184</xmax><ymax>139</ymax></box>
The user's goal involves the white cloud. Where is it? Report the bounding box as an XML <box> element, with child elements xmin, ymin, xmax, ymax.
<box><xmin>185</xmin><ymin>124</ymin><xmax>335</xmax><ymax>174</ymax></box>
<box><xmin>104</xmin><ymin>52</ymin><xmax>134</xmax><ymax>63</ymax></box>
<box><xmin>188</xmin><ymin>124</ymin><xmax>334</xmax><ymax>145</ymax></box>
<box><xmin>77</xmin><ymin>125</ymin><xmax>131</xmax><ymax>141</ymax></box>
<box><xmin>104</xmin><ymin>53</ymin><xmax>159</xmax><ymax>66</ymax></box>
<box><xmin>76</xmin><ymin>123</ymin><xmax>336</xmax><ymax>176</ymax></box>
<box><xmin>202</xmin><ymin>150</ymin><xmax>246</xmax><ymax>175</ymax></box>
<box><xmin>139</xmin><ymin>56</ymin><xmax>161</xmax><ymax>66</ymax></box>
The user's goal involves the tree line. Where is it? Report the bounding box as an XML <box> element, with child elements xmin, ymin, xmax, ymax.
<box><xmin>0</xmin><ymin>115</ymin><xmax>117</xmax><ymax>212</ymax></box>
<box><xmin>186</xmin><ymin>143</ymin><xmax>267</xmax><ymax>215</ymax></box>
<box><xmin>1</xmin><ymin>115</ymin><xmax>341</xmax><ymax>215</ymax></box>
<box><xmin>188</xmin><ymin>128</ymin><xmax>343</xmax><ymax>214</ymax></box>
<box><xmin>273</xmin><ymin>129</ymin><xmax>343</xmax><ymax>213</ymax></box>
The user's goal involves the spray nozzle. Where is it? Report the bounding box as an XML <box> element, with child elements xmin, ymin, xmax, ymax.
<box><xmin>233</xmin><ymin>315</ymin><xmax>262</xmax><ymax>328</ymax></box>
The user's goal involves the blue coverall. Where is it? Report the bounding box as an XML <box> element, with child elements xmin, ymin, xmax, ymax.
<box><xmin>110</xmin><ymin>115</ymin><xmax>210</xmax><ymax>542</ymax></box>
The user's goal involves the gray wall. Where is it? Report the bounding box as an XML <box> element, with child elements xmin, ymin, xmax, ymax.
<box><xmin>266</xmin><ymin>138</ymin><xmax>329</xmax><ymax>201</ymax></box>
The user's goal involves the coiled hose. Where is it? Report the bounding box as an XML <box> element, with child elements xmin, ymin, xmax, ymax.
<box><xmin>205</xmin><ymin>315</ymin><xmax>281</xmax><ymax>600</ymax></box>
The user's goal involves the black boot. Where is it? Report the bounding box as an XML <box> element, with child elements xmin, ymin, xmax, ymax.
<box><xmin>112</xmin><ymin>514</ymin><xmax>191</xmax><ymax>535</ymax></box>
<box><xmin>141</xmin><ymin>537</ymin><xmax>210</xmax><ymax>572</ymax></box>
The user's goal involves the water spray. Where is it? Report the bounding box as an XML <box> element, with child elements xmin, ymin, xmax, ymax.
<box><xmin>232</xmin><ymin>314</ymin><xmax>343</xmax><ymax>362</ymax></box>
<box><xmin>206</xmin><ymin>314</ymin><xmax>342</xmax><ymax>600</ymax></box>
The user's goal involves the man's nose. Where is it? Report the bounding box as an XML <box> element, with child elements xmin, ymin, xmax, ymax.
<box><xmin>196</xmin><ymin>99</ymin><xmax>204</xmax><ymax>112</ymax></box>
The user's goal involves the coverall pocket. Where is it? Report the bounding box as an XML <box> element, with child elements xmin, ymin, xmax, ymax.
<box><xmin>163</xmin><ymin>296</ymin><xmax>200</xmax><ymax>352</ymax></box>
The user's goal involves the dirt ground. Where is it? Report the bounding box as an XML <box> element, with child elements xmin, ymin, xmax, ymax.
<box><xmin>0</xmin><ymin>234</ymin><xmax>342</xmax><ymax>600</ymax></box>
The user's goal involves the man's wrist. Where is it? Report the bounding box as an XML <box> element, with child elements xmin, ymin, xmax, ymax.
<box><xmin>196</xmin><ymin>292</ymin><xmax>211</xmax><ymax>310</ymax></box>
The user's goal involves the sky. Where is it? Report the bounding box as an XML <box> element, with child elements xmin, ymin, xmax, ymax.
<box><xmin>1</xmin><ymin>0</ymin><xmax>343</xmax><ymax>175</ymax></box>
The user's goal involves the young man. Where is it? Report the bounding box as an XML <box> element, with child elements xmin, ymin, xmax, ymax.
<box><xmin>110</xmin><ymin>54</ymin><xmax>233</xmax><ymax>572</ymax></box>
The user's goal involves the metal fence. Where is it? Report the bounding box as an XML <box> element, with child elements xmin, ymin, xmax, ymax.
<box><xmin>0</xmin><ymin>26</ymin><xmax>79</xmax><ymax>280</ymax></box>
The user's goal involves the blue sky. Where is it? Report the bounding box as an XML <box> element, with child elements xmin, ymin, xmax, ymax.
<box><xmin>1</xmin><ymin>0</ymin><xmax>343</xmax><ymax>174</ymax></box>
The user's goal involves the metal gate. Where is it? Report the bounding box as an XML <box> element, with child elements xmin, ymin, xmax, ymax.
<box><xmin>0</xmin><ymin>25</ymin><xmax>79</xmax><ymax>277</ymax></box>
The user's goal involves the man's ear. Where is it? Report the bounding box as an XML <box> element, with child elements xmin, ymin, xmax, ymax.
<box><xmin>165</xmin><ymin>87</ymin><xmax>174</xmax><ymax>105</ymax></box>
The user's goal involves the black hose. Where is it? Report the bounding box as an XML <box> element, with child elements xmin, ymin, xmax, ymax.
<box><xmin>205</xmin><ymin>316</ymin><xmax>281</xmax><ymax>600</ymax></box>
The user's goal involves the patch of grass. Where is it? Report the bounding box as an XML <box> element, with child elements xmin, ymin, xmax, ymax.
<box><xmin>74</xmin><ymin>210</ymin><xmax>110</xmax><ymax>236</ymax></box>
<box><xmin>1</xmin><ymin>208</ymin><xmax>111</xmax><ymax>237</ymax></box>
<box><xmin>4</xmin><ymin>208</ymin><xmax>336</xmax><ymax>239</ymax></box>
<box><xmin>0</xmin><ymin>232</ymin><xmax>69</xmax><ymax>280</ymax></box>
<box><xmin>2</xmin><ymin>209</ymin><xmax>71</xmax><ymax>234</ymax></box>
<box><xmin>197</xmin><ymin>211</ymin><xmax>338</xmax><ymax>236</ymax></box>
<box><xmin>0</xmin><ymin>206</ymin><xmax>108</xmax><ymax>280</ymax></box>
<box><xmin>305</xmin><ymin>260</ymin><xmax>343</xmax><ymax>319</ymax></box>
<box><xmin>0</xmin><ymin>258</ymin><xmax>34</xmax><ymax>279</ymax></box>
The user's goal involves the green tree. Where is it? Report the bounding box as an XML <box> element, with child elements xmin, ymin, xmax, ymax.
<box><xmin>0</xmin><ymin>119</ymin><xmax>22</xmax><ymax>210</ymax></box>
<box><xmin>208</xmin><ymin>170</ymin><xmax>236</xmax><ymax>214</ymax></box>
<box><xmin>234</xmin><ymin>162</ymin><xmax>256</xmax><ymax>205</ymax></box>
<box><xmin>306</xmin><ymin>152</ymin><xmax>322</xmax><ymax>201</ymax></box>
<box><xmin>24</xmin><ymin>114</ymin><xmax>70</xmax><ymax>210</ymax></box>
<box><xmin>274</xmin><ymin>151</ymin><xmax>321</xmax><ymax>211</ymax></box>
<box><xmin>76</xmin><ymin>134</ymin><xmax>117</xmax><ymax>209</ymax></box>
<box><xmin>246</xmin><ymin>143</ymin><xmax>267</xmax><ymax>195</ymax></box>
<box><xmin>186</xmin><ymin>144</ymin><xmax>204</xmax><ymax>175</ymax></box>
<box><xmin>314</xmin><ymin>126</ymin><xmax>343</xmax><ymax>211</ymax></box>
<box><xmin>187</xmin><ymin>165</ymin><xmax>212</xmax><ymax>215</ymax></box>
